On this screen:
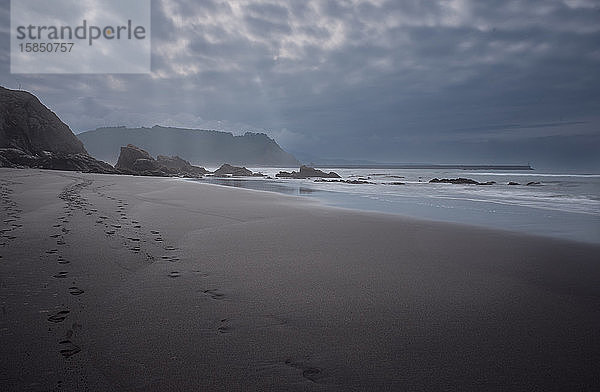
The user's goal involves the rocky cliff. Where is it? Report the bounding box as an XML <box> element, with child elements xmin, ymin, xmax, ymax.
<box><xmin>0</xmin><ymin>86</ymin><xmax>116</xmax><ymax>173</ymax></box>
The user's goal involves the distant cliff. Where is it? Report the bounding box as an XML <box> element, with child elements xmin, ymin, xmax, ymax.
<box><xmin>77</xmin><ymin>126</ymin><xmax>299</xmax><ymax>166</ymax></box>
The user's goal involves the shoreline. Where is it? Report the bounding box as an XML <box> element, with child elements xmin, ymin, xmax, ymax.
<box><xmin>188</xmin><ymin>175</ymin><xmax>600</xmax><ymax>246</ymax></box>
<box><xmin>1</xmin><ymin>168</ymin><xmax>599</xmax><ymax>391</ymax></box>
<box><xmin>189</xmin><ymin>176</ymin><xmax>600</xmax><ymax>247</ymax></box>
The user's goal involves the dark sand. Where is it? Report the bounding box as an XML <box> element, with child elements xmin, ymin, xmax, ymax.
<box><xmin>0</xmin><ymin>168</ymin><xmax>599</xmax><ymax>391</ymax></box>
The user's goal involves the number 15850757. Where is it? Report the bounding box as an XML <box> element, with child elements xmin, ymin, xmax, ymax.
<box><xmin>18</xmin><ymin>42</ymin><xmax>74</xmax><ymax>53</ymax></box>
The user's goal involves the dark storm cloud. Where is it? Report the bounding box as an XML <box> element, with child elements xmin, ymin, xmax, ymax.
<box><xmin>1</xmin><ymin>0</ymin><xmax>599</xmax><ymax>169</ymax></box>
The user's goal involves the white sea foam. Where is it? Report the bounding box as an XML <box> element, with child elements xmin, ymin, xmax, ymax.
<box><xmin>198</xmin><ymin>167</ymin><xmax>600</xmax><ymax>243</ymax></box>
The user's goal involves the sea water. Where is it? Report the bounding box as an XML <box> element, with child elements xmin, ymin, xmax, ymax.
<box><xmin>191</xmin><ymin>168</ymin><xmax>600</xmax><ymax>244</ymax></box>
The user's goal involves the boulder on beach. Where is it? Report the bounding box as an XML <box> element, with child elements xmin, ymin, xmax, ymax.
<box><xmin>115</xmin><ymin>144</ymin><xmax>206</xmax><ymax>177</ymax></box>
<box><xmin>132</xmin><ymin>158</ymin><xmax>158</xmax><ymax>172</ymax></box>
<box><xmin>276</xmin><ymin>165</ymin><xmax>341</xmax><ymax>179</ymax></box>
<box><xmin>157</xmin><ymin>155</ymin><xmax>193</xmax><ymax>170</ymax></box>
<box><xmin>157</xmin><ymin>155</ymin><xmax>209</xmax><ymax>176</ymax></box>
<box><xmin>212</xmin><ymin>163</ymin><xmax>253</xmax><ymax>177</ymax></box>
<box><xmin>115</xmin><ymin>144</ymin><xmax>161</xmax><ymax>174</ymax></box>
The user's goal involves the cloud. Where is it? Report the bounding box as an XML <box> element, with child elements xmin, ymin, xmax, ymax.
<box><xmin>0</xmin><ymin>0</ymin><xmax>598</xmax><ymax>169</ymax></box>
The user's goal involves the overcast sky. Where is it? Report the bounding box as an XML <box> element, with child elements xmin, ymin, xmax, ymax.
<box><xmin>1</xmin><ymin>0</ymin><xmax>599</xmax><ymax>169</ymax></box>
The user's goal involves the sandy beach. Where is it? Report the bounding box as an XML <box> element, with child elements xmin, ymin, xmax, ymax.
<box><xmin>1</xmin><ymin>168</ymin><xmax>599</xmax><ymax>391</ymax></box>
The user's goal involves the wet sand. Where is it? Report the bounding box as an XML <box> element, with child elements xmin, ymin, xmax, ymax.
<box><xmin>0</xmin><ymin>168</ymin><xmax>599</xmax><ymax>391</ymax></box>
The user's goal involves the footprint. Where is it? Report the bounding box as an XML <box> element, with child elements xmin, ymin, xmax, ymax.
<box><xmin>48</xmin><ymin>310</ymin><xmax>70</xmax><ymax>323</ymax></box>
<box><xmin>168</xmin><ymin>271</ymin><xmax>180</xmax><ymax>278</ymax></box>
<box><xmin>68</xmin><ymin>287</ymin><xmax>84</xmax><ymax>296</ymax></box>
<box><xmin>50</xmin><ymin>234</ymin><xmax>61</xmax><ymax>238</ymax></box>
<box><xmin>155</xmin><ymin>237</ymin><xmax>163</xmax><ymax>242</ymax></box>
<box><xmin>302</xmin><ymin>368</ymin><xmax>323</xmax><ymax>383</ymax></box>
<box><xmin>285</xmin><ymin>360</ymin><xmax>324</xmax><ymax>383</ymax></box>
<box><xmin>53</xmin><ymin>271</ymin><xmax>68</xmax><ymax>279</ymax></box>
<box><xmin>218</xmin><ymin>319</ymin><xmax>230</xmax><ymax>334</ymax></box>
<box><xmin>58</xmin><ymin>340</ymin><xmax>81</xmax><ymax>358</ymax></box>
<box><xmin>46</xmin><ymin>249</ymin><xmax>59</xmax><ymax>254</ymax></box>
<box><xmin>128</xmin><ymin>237</ymin><xmax>140</xmax><ymax>242</ymax></box>
<box><xmin>111</xmin><ymin>224</ymin><xmax>122</xmax><ymax>229</ymax></box>
<box><xmin>203</xmin><ymin>289</ymin><xmax>225</xmax><ymax>300</ymax></box>
<box><xmin>164</xmin><ymin>246</ymin><xmax>177</xmax><ymax>251</ymax></box>
<box><xmin>151</xmin><ymin>231</ymin><xmax>160</xmax><ymax>235</ymax></box>
<box><xmin>57</xmin><ymin>257</ymin><xmax>70</xmax><ymax>264</ymax></box>
<box><xmin>56</xmin><ymin>239</ymin><xmax>66</xmax><ymax>245</ymax></box>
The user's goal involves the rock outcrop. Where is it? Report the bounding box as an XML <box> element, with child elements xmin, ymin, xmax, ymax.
<box><xmin>276</xmin><ymin>165</ymin><xmax>341</xmax><ymax>179</ymax></box>
<box><xmin>115</xmin><ymin>144</ymin><xmax>156</xmax><ymax>171</ymax></box>
<box><xmin>212</xmin><ymin>164</ymin><xmax>253</xmax><ymax>177</ymax></box>
<box><xmin>314</xmin><ymin>179</ymin><xmax>374</xmax><ymax>184</ymax></box>
<box><xmin>157</xmin><ymin>155</ymin><xmax>208</xmax><ymax>176</ymax></box>
<box><xmin>0</xmin><ymin>86</ymin><xmax>117</xmax><ymax>173</ymax></box>
<box><xmin>0</xmin><ymin>148</ymin><xmax>116</xmax><ymax>173</ymax></box>
<box><xmin>115</xmin><ymin>144</ymin><xmax>207</xmax><ymax>177</ymax></box>
<box><xmin>429</xmin><ymin>178</ymin><xmax>496</xmax><ymax>185</ymax></box>
<box><xmin>0</xmin><ymin>86</ymin><xmax>86</xmax><ymax>155</ymax></box>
